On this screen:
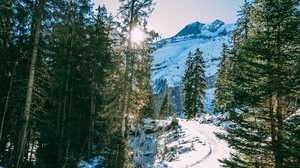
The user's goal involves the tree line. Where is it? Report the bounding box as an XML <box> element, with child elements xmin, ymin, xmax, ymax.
<box><xmin>0</xmin><ymin>0</ymin><xmax>156</xmax><ymax>167</ymax></box>
<box><xmin>215</xmin><ymin>0</ymin><xmax>300</xmax><ymax>167</ymax></box>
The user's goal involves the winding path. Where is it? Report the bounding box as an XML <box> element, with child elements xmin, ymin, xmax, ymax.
<box><xmin>179</xmin><ymin>120</ymin><xmax>231</xmax><ymax>168</ymax></box>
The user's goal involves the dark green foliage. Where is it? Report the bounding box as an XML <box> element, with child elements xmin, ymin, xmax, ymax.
<box><xmin>183</xmin><ymin>48</ymin><xmax>206</xmax><ymax>119</ymax></box>
<box><xmin>0</xmin><ymin>0</ymin><xmax>122</xmax><ymax>167</ymax></box>
<box><xmin>159</xmin><ymin>87</ymin><xmax>173</xmax><ymax>119</ymax></box>
<box><xmin>215</xmin><ymin>0</ymin><xmax>300</xmax><ymax>167</ymax></box>
<box><xmin>214</xmin><ymin>43</ymin><xmax>234</xmax><ymax>112</ymax></box>
<box><xmin>166</xmin><ymin>117</ymin><xmax>179</xmax><ymax>131</ymax></box>
<box><xmin>282</xmin><ymin>113</ymin><xmax>300</xmax><ymax>167</ymax></box>
<box><xmin>0</xmin><ymin>0</ymin><xmax>155</xmax><ymax>167</ymax></box>
<box><xmin>141</xmin><ymin>93</ymin><xmax>157</xmax><ymax>119</ymax></box>
<box><xmin>102</xmin><ymin>0</ymin><xmax>156</xmax><ymax>167</ymax></box>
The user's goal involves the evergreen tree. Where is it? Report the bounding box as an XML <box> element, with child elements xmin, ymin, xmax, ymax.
<box><xmin>0</xmin><ymin>0</ymin><xmax>14</xmax><ymax>143</ymax></box>
<box><xmin>216</xmin><ymin>0</ymin><xmax>300</xmax><ymax>167</ymax></box>
<box><xmin>99</xmin><ymin>0</ymin><xmax>156</xmax><ymax>167</ymax></box>
<box><xmin>214</xmin><ymin>43</ymin><xmax>233</xmax><ymax>113</ymax></box>
<box><xmin>35</xmin><ymin>1</ymin><xmax>115</xmax><ymax>167</ymax></box>
<box><xmin>0</xmin><ymin>0</ymin><xmax>120</xmax><ymax>167</ymax></box>
<box><xmin>0</xmin><ymin>0</ymin><xmax>17</xmax><ymax>165</ymax></box>
<box><xmin>159</xmin><ymin>87</ymin><xmax>173</xmax><ymax>119</ymax></box>
<box><xmin>233</xmin><ymin>0</ymin><xmax>253</xmax><ymax>43</ymax></box>
<box><xmin>16</xmin><ymin>0</ymin><xmax>46</xmax><ymax>166</ymax></box>
<box><xmin>183</xmin><ymin>48</ymin><xmax>206</xmax><ymax>119</ymax></box>
<box><xmin>283</xmin><ymin>112</ymin><xmax>300</xmax><ymax>167</ymax></box>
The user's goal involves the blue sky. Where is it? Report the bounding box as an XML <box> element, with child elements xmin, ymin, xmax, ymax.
<box><xmin>93</xmin><ymin>0</ymin><xmax>244</xmax><ymax>38</ymax></box>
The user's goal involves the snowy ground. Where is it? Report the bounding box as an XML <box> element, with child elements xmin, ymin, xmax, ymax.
<box><xmin>155</xmin><ymin>120</ymin><xmax>231</xmax><ymax>168</ymax></box>
<box><xmin>80</xmin><ymin>156</ymin><xmax>104</xmax><ymax>168</ymax></box>
<box><xmin>80</xmin><ymin>119</ymin><xmax>231</xmax><ymax>168</ymax></box>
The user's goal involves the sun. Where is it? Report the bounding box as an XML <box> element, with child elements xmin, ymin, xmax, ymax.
<box><xmin>130</xmin><ymin>27</ymin><xmax>145</xmax><ymax>44</ymax></box>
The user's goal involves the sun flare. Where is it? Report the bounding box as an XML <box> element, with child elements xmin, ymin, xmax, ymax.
<box><xmin>130</xmin><ymin>27</ymin><xmax>145</xmax><ymax>44</ymax></box>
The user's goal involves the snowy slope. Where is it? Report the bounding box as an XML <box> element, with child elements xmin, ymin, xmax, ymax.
<box><xmin>151</xmin><ymin>20</ymin><xmax>235</xmax><ymax>113</ymax></box>
<box><xmin>152</xmin><ymin>20</ymin><xmax>234</xmax><ymax>88</ymax></box>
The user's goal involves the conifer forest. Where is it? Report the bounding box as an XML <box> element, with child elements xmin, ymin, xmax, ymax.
<box><xmin>0</xmin><ymin>0</ymin><xmax>299</xmax><ymax>168</ymax></box>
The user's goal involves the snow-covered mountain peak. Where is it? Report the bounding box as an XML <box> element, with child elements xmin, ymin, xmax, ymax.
<box><xmin>202</xmin><ymin>19</ymin><xmax>225</xmax><ymax>32</ymax></box>
<box><xmin>155</xmin><ymin>20</ymin><xmax>234</xmax><ymax>45</ymax></box>
<box><xmin>174</xmin><ymin>20</ymin><xmax>226</xmax><ymax>38</ymax></box>
<box><xmin>175</xmin><ymin>21</ymin><xmax>205</xmax><ymax>37</ymax></box>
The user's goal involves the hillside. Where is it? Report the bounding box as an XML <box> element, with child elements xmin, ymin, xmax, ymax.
<box><xmin>151</xmin><ymin>20</ymin><xmax>235</xmax><ymax>114</ymax></box>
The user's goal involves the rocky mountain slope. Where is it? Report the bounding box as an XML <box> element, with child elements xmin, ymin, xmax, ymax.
<box><xmin>151</xmin><ymin>20</ymin><xmax>235</xmax><ymax>115</ymax></box>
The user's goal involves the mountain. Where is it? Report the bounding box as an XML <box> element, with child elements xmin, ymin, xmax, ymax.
<box><xmin>151</xmin><ymin>19</ymin><xmax>235</xmax><ymax>115</ymax></box>
<box><xmin>175</xmin><ymin>21</ymin><xmax>205</xmax><ymax>37</ymax></box>
<box><xmin>175</xmin><ymin>19</ymin><xmax>225</xmax><ymax>37</ymax></box>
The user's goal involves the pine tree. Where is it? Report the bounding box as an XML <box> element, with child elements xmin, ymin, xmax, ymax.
<box><xmin>32</xmin><ymin>0</ymin><xmax>113</xmax><ymax>167</ymax></box>
<box><xmin>183</xmin><ymin>48</ymin><xmax>206</xmax><ymax>119</ymax></box>
<box><xmin>233</xmin><ymin>0</ymin><xmax>253</xmax><ymax>43</ymax></box>
<box><xmin>0</xmin><ymin>1</ymin><xmax>18</xmax><ymax>164</ymax></box>
<box><xmin>214</xmin><ymin>43</ymin><xmax>233</xmax><ymax>113</ymax></box>
<box><xmin>159</xmin><ymin>87</ymin><xmax>173</xmax><ymax>119</ymax></box>
<box><xmin>117</xmin><ymin>0</ymin><xmax>155</xmax><ymax>137</ymax></box>
<box><xmin>85</xmin><ymin>5</ymin><xmax>114</xmax><ymax>160</ymax></box>
<box><xmin>0</xmin><ymin>0</ymin><xmax>121</xmax><ymax>167</ymax></box>
<box><xmin>0</xmin><ymin>0</ymin><xmax>14</xmax><ymax>145</ymax></box>
<box><xmin>216</xmin><ymin>0</ymin><xmax>300</xmax><ymax>167</ymax></box>
<box><xmin>283</xmin><ymin>112</ymin><xmax>300</xmax><ymax>167</ymax></box>
<box><xmin>98</xmin><ymin>0</ymin><xmax>156</xmax><ymax>167</ymax></box>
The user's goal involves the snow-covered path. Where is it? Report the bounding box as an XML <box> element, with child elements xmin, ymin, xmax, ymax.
<box><xmin>156</xmin><ymin>120</ymin><xmax>231</xmax><ymax>168</ymax></box>
<box><xmin>182</xmin><ymin>120</ymin><xmax>231</xmax><ymax>168</ymax></box>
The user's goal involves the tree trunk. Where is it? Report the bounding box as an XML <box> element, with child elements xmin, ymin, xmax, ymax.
<box><xmin>16</xmin><ymin>0</ymin><xmax>45</xmax><ymax>166</ymax></box>
<box><xmin>121</xmin><ymin>0</ymin><xmax>136</xmax><ymax>141</ymax></box>
<box><xmin>88</xmin><ymin>77</ymin><xmax>95</xmax><ymax>158</ymax></box>
<box><xmin>65</xmin><ymin>86</ymin><xmax>73</xmax><ymax>159</ymax></box>
<box><xmin>119</xmin><ymin>1</ymin><xmax>136</xmax><ymax>165</ymax></box>
<box><xmin>275</xmin><ymin>95</ymin><xmax>284</xmax><ymax>168</ymax></box>
<box><xmin>57</xmin><ymin>81</ymin><xmax>68</xmax><ymax>165</ymax></box>
<box><xmin>57</xmin><ymin>23</ymin><xmax>74</xmax><ymax>165</ymax></box>
<box><xmin>0</xmin><ymin>60</ymin><xmax>17</xmax><ymax>142</ymax></box>
<box><xmin>269</xmin><ymin>96</ymin><xmax>277</xmax><ymax>167</ymax></box>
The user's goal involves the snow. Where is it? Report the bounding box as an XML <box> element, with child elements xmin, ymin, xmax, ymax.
<box><xmin>131</xmin><ymin>119</ymin><xmax>172</xmax><ymax>168</ymax></box>
<box><xmin>78</xmin><ymin>118</ymin><xmax>232</xmax><ymax>168</ymax></box>
<box><xmin>295</xmin><ymin>109</ymin><xmax>300</xmax><ymax>116</ymax></box>
<box><xmin>154</xmin><ymin>120</ymin><xmax>231</xmax><ymax>168</ymax></box>
<box><xmin>152</xmin><ymin>21</ymin><xmax>235</xmax><ymax>90</ymax></box>
<box><xmin>204</xmin><ymin>88</ymin><xmax>215</xmax><ymax>113</ymax></box>
<box><xmin>151</xmin><ymin>20</ymin><xmax>235</xmax><ymax>117</ymax></box>
<box><xmin>79</xmin><ymin>21</ymin><xmax>235</xmax><ymax>168</ymax></box>
<box><xmin>79</xmin><ymin>156</ymin><xmax>104</xmax><ymax>168</ymax></box>
<box><xmin>152</xmin><ymin>35</ymin><xmax>230</xmax><ymax>87</ymax></box>
<box><xmin>285</xmin><ymin>109</ymin><xmax>300</xmax><ymax>121</ymax></box>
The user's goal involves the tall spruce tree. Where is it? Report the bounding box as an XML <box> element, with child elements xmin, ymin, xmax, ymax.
<box><xmin>216</xmin><ymin>0</ymin><xmax>300</xmax><ymax>167</ymax></box>
<box><xmin>159</xmin><ymin>87</ymin><xmax>173</xmax><ymax>119</ymax></box>
<box><xmin>16</xmin><ymin>0</ymin><xmax>46</xmax><ymax>166</ymax></box>
<box><xmin>183</xmin><ymin>48</ymin><xmax>206</xmax><ymax>119</ymax></box>
<box><xmin>0</xmin><ymin>0</ymin><xmax>14</xmax><ymax>145</ymax></box>
<box><xmin>0</xmin><ymin>0</ymin><xmax>120</xmax><ymax>167</ymax></box>
<box><xmin>36</xmin><ymin>0</ymin><xmax>115</xmax><ymax>167</ymax></box>
<box><xmin>100</xmin><ymin>0</ymin><xmax>156</xmax><ymax>167</ymax></box>
<box><xmin>214</xmin><ymin>43</ymin><xmax>233</xmax><ymax>113</ymax></box>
